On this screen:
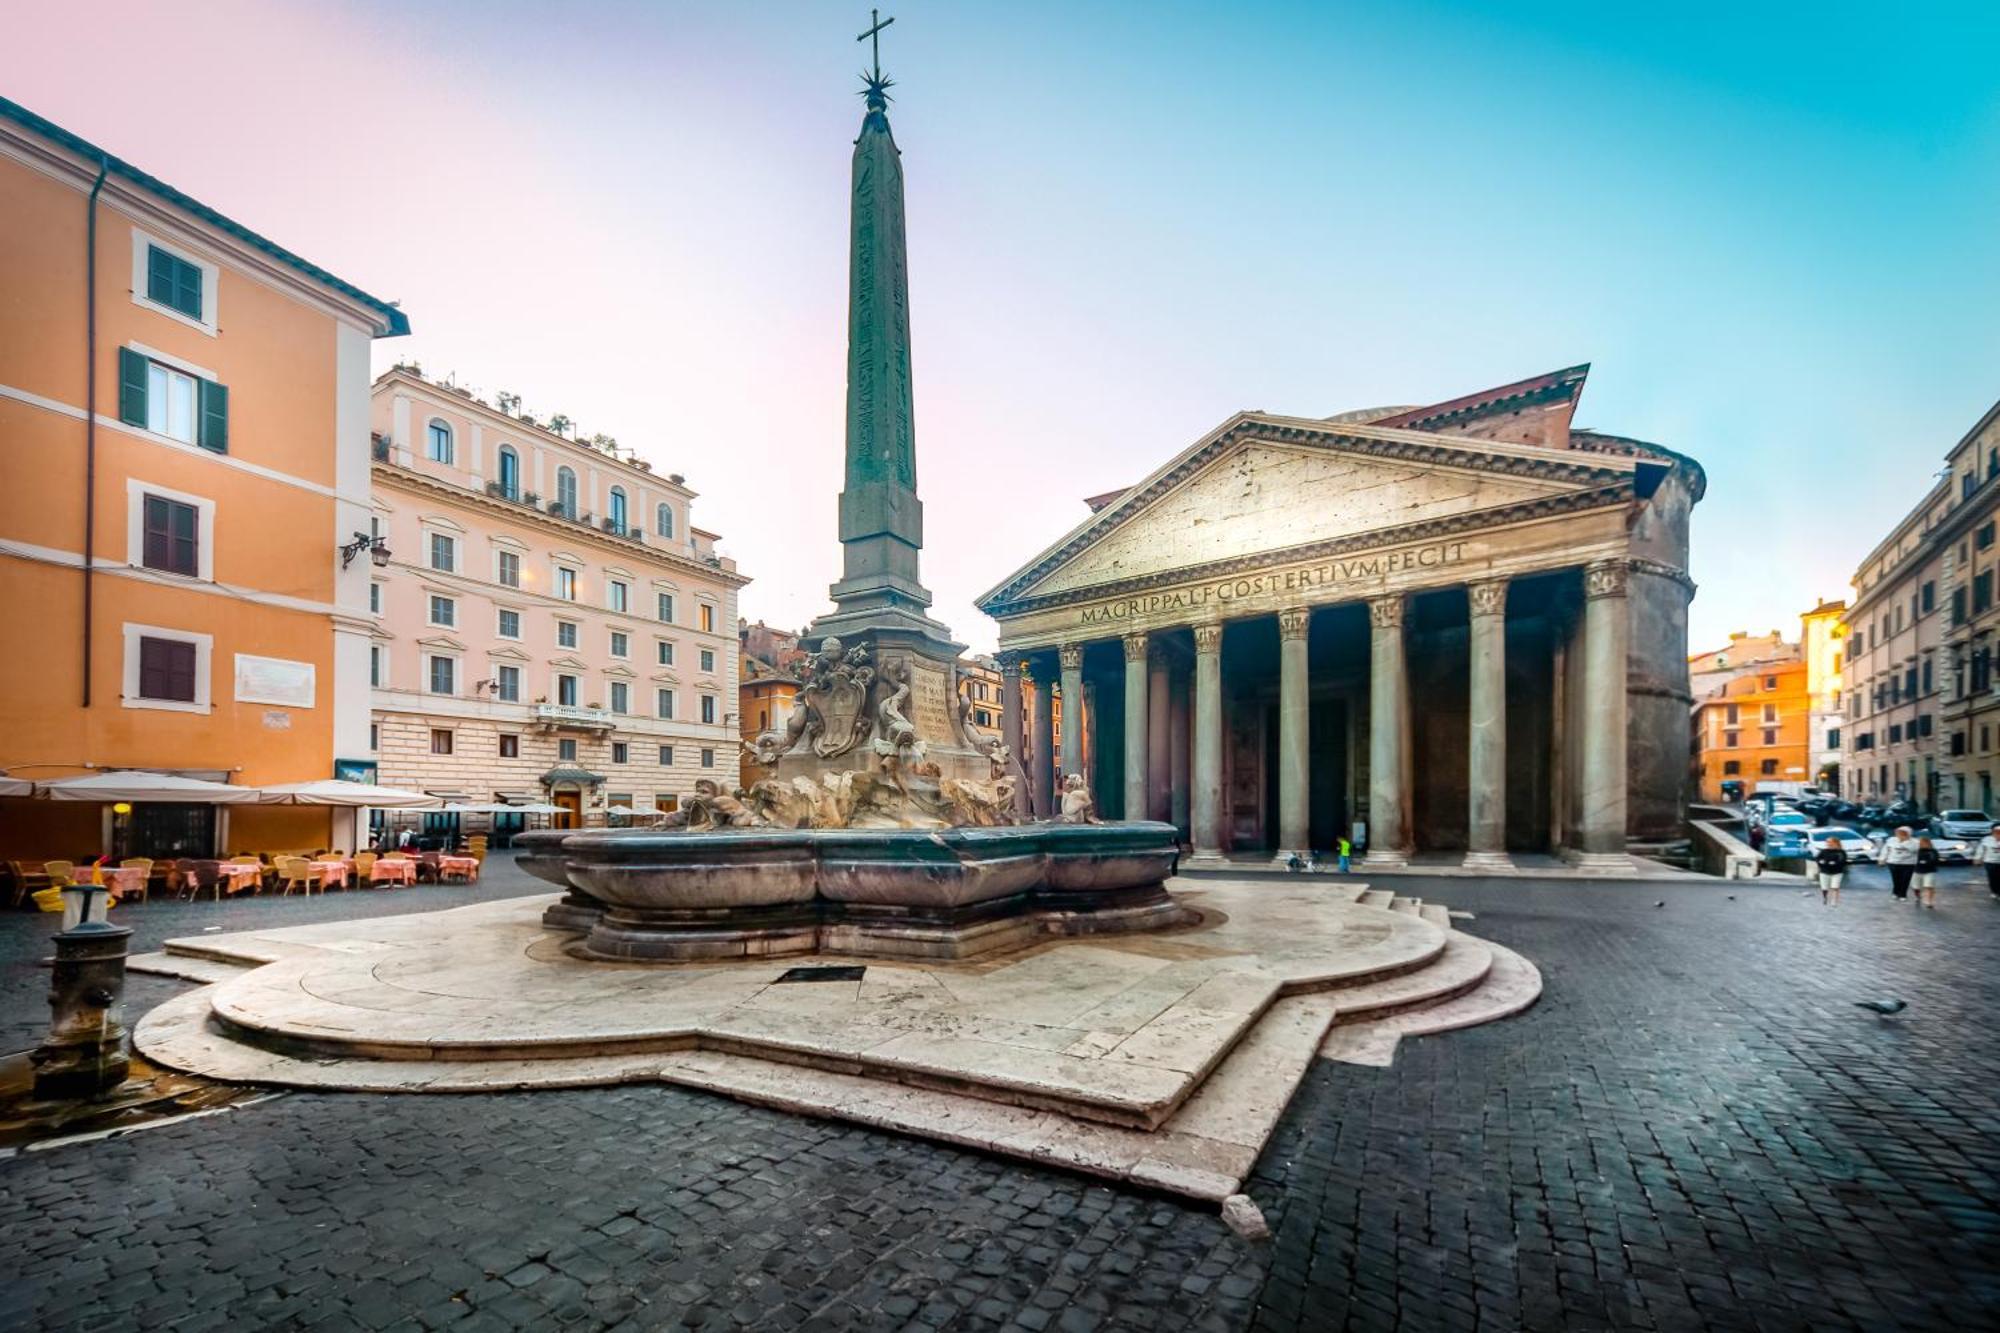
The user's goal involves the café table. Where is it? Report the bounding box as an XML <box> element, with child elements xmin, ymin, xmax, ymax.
<box><xmin>219</xmin><ymin>863</ymin><xmax>264</xmax><ymax>896</ymax></box>
<box><xmin>437</xmin><ymin>855</ymin><xmax>481</xmax><ymax>883</ymax></box>
<box><xmin>308</xmin><ymin>859</ymin><xmax>351</xmax><ymax>890</ymax></box>
<box><xmin>101</xmin><ymin>865</ymin><xmax>148</xmax><ymax>903</ymax></box>
<box><xmin>371</xmin><ymin>858</ymin><xmax>418</xmax><ymax>887</ymax></box>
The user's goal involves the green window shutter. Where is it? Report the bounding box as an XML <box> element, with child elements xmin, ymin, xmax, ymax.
<box><xmin>147</xmin><ymin>246</ymin><xmax>174</xmax><ymax>307</ymax></box>
<box><xmin>117</xmin><ymin>347</ymin><xmax>149</xmax><ymax>426</ymax></box>
<box><xmin>176</xmin><ymin>258</ymin><xmax>203</xmax><ymax>320</ymax></box>
<box><xmin>198</xmin><ymin>379</ymin><xmax>229</xmax><ymax>453</ymax></box>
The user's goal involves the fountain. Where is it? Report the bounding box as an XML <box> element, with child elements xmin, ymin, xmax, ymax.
<box><xmin>519</xmin><ymin>38</ymin><xmax>1185</xmax><ymax>962</ymax></box>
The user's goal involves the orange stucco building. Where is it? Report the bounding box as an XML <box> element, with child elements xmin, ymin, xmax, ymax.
<box><xmin>0</xmin><ymin>97</ymin><xmax>407</xmax><ymax>858</ymax></box>
<box><xmin>1693</xmin><ymin>659</ymin><xmax>1811</xmax><ymax>801</ymax></box>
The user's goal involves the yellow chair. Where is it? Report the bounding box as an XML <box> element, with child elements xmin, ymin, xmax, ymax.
<box><xmin>353</xmin><ymin>851</ymin><xmax>378</xmax><ymax>884</ymax></box>
<box><xmin>275</xmin><ymin>856</ymin><xmax>317</xmax><ymax>897</ymax></box>
<box><xmin>44</xmin><ymin>859</ymin><xmax>76</xmax><ymax>886</ymax></box>
<box><xmin>117</xmin><ymin>857</ymin><xmax>154</xmax><ymax>904</ymax></box>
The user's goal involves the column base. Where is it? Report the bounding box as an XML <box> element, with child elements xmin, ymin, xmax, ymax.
<box><xmin>1182</xmin><ymin>848</ymin><xmax>1230</xmax><ymax>869</ymax></box>
<box><xmin>1459</xmin><ymin>850</ymin><xmax>1517</xmax><ymax>874</ymax></box>
<box><xmin>1567</xmin><ymin>850</ymin><xmax>1637</xmax><ymax>875</ymax></box>
<box><xmin>1360</xmin><ymin>848</ymin><xmax>1409</xmax><ymax>869</ymax></box>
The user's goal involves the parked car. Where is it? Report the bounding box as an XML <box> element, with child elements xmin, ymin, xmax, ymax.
<box><xmin>1931</xmin><ymin>809</ymin><xmax>1996</xmax><ymax>840</ymax></box>
<box><xmin>1931</xmin><ymin>836</ymin><xmax>1974</xmax><ymax>864</ymax></box>
<box><xmin>1805</xmin><ymin>827</ymin><xmax>1876</xmax><ymax>863</ymax></box>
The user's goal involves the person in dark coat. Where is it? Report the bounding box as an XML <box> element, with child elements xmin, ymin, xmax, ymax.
<box><xmin>1913</xmin><ymin>837</ymin><xmax>1942</xmax><ymax>909</ymax></box>
<box><xmin>1813</xmin><ymin>837</ymin><xmax>1847</xmax><ymax>907</ymax></box>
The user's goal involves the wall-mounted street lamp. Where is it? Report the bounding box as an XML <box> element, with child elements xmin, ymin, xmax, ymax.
<box><xmin>339</xmin><ymin>531</ymin><xmax>393</xmax><ymax>569</ymax></box>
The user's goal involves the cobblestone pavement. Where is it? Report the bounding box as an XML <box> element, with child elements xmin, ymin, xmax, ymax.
<box><xmin>2</xmin><ymin>862</ymin><xmax>1996</xmax><ymax>1331</ymax></box>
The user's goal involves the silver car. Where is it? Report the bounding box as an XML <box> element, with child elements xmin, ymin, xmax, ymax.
<box><xmin>1933</xmin><ymin>809</ymin><xmax>1995</xmax><ymax>840</ymax></box>
<box><xmin>1807</xmin><ymin>827</ymin><xmax>1875</xmax><ymax>864</ymax></box>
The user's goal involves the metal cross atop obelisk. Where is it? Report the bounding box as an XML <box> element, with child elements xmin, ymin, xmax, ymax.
<box><xmin>857</xmin><ymin>9</ymin><xmax>895</xmax><ymax>108</ymax></box>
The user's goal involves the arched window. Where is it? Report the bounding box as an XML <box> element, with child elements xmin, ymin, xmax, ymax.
<box><xmin>426</xmin><ymin>419</ymin><xmax>453</xmax><ymax>464</ymax></box>
<box><xmin>608</xmin><ymin>487</ymin><xmax>628</xmax><ymax>534</ymax></box>
<box><xmin>656</xmin><ymin>502</ymin><xmax>675</xmax><ymax>540</ymax></box>
<box><xmin>555</xmin><ymin>467</ymin><xmax>577</xmax><ymax>517</ymax></box>
<box><xmin>495</xmin><ymin>445</ymin><xmax>519</xmax><ymax>499</ymax></box>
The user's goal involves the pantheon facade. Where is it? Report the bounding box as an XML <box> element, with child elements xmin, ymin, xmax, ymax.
<box><xmin>977</xmin><ymin>365</ymin><xmax>1703</xmax><ymax>870</ymax></box>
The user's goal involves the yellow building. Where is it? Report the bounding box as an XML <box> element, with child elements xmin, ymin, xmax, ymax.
<box><xmin>0</xmin><ymin>97</ymin><xmax>408</xmax><ymax>858</ymax></box>
<box><xmin>1693</xmin><ymin>660</ymin><xmax>1811</xmax><ymax>802</ymax></box>
<box><xmin>1800</xmin><ymin>598</ymin><xmax>1847</xmax><ymax>791</ymax></box>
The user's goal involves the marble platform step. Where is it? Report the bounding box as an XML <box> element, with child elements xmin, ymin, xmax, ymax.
<box><xmin>1356</xmin><ymin>889</ymin><xmax>1397</xmax><ymax>908</ymax></box>
<box><xmin>128</xmin><ymin>951</ymin><xmax>253</xmax><ymax>985</ymax></box>
<box><xmin>1388</xmin><ymin>896</ymin><xmax>1423</xmax><ymax>916</ymax></box>
<box><xmin>1419</xmin><ymin>903</ymin><xmax>1452</xmax><ymax>930</ymax></box>
<box><xmin>1318</xmin><ymin>936</ymin><xmax>1542</xmax><ymax>1067</ymax></box>
<box><xmin>1315</xmin><ymin>932</ymin><xmax>1493</xmax><ymax>1023</ymax></box>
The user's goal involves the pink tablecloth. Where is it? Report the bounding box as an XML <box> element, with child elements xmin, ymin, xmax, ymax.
<box><xmin>308</xmin><ymin>860</ymin><xmax>351</xmax><ymax>889</ymax></box>
<box><xmin>101</xmin><ymin>866</ymin><xmax>148</xmax><ymax>901</ymax></box>
<box><xmin>438</xmin><ymin>855</ymin><xmax>480</xmax><ymax>881</ymax></box>
<box><xmin>220</xmin><ymin>864</ymin><xmax>264</xmax><ymax>894</ymax></box>
<box><xmin>371</xmin><ymin>859</ymin><xmax>417</xmax><ymax>885</ymax></box>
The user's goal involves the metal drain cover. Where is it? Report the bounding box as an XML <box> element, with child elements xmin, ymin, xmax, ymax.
<box><xmin>773</xmin><ymin>965</ymin><xmax>867</xmax><ymax>984</ymax></box>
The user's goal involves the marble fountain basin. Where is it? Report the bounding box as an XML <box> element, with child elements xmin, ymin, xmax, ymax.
<box><xmin>515</xmin><ymin>822</ymin><xmax>1191</xmax><ymax>962</ymax></box>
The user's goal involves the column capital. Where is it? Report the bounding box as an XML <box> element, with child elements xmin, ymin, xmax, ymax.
<box><xmin>1058</xmin><ymin>643</ymin><xmax>1084</xmax><ymax>671</ymax></box>
<box><xmin>1584</xmin><ymin>559</ymin><xmax>1630</xmax><ymax>600</ymax></box>
<box><xmin>1468</xmin><ymin>578</ymin><xmax>1509</xmax><ymax>619</ymax></box>
<box><xmin>1122</xmin><ymin>632</ymin><xmax>1150</xmax><ymax>663</ymax></box>
<box><xmin>1278</xmin><ymin>606</ymin><xmax>1311</xmax><ymax>641</ymax></box>
<box><xmin>998</xmin><ymin>657</ymin><xmax>1022</xmax><ymax>680</ymax></box>
<box><xmin>1192</xmin><ymin>622</ymin><xmax>1223</xmax><ymax>654</ymax></box>
<box><xmin>1368</xmin><ymin>594</ymin><xmax>1405</xmax><ymax>630</ymax></box>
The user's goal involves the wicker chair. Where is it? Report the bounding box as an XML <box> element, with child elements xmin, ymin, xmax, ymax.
<box><xmin>44</xmin><ymin>859</ymin><xmax>76</xmax><ymax>886</ymax></box>
<box><xmin>274</xmin><ymin>856</ymin><xmax>317</xmax><ymax>897</ymax></box>
<box><xmin>119</xmin><ymin>857</ymin><xmax>155</xmax><ymax>904</ymax></box>
<box><xmin>353</xmin><ymin>851</ymin><xmax>378</xmax><ymax>884</ymax></box>
<box><xmin>183</xmin><ymin>859</ymin><xmax>224</xmax><ymax>902</ymax></box>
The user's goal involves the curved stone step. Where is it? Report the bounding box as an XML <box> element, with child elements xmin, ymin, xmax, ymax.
<box><xmin>1357</xmin><ymin>889</ymin><xmax>1396</xmax><ymax>908</ymax></box>
<box><xmin>1419</xmin><ymin>903</ymin><xmax>1451</xmax><ymax>930</ymax></box>
<box><xmin>1317</xmin><ymin>934</ymin><xmax>1542</xmax><ymax>1066</ymax></box>
<box><xmin>1318</xmin><ymin>932</ymin><xmax>1493</xmax><ymax>1023</ymax></box>
<box><xmin>1389</xmin><ymin>896</ymin><xmax>1423</xmax><ymax>916</ymax></box>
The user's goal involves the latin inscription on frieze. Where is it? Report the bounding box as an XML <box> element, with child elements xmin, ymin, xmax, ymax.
<box><xmin>910</xmin><ymin>661</ymin><xmax>955</xmax><ymax>741</ymax></box>
<box><xmin>1075</xmin><ymin>539</ymin><xmax>1467</xmax><ymax>627</ymax></box>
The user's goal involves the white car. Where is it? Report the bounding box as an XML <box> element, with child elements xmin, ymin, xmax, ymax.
<box><xmin>1805</xmin><ymin>827</ymin><xmax>1875</xmax><ymax>863</ymax></box>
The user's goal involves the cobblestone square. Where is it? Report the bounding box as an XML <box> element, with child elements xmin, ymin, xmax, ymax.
<box><xmin>4</xmin><ymin>859</ymin><xmax>1996</xmax><ymax>1331</ymax></box>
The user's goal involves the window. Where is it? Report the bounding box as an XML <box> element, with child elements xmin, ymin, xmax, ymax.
<box><xmin>1829</xmin><ymin>728</ymin><xmax>1842</xmax><ymax>749</ymax></box>
<box><xmin>699</xmin><ymin>648</ymin><xmax>716</xmax><ymax>673</ymax></box>
<box><xmin>555</xmin><ymin>467</ymin><xmax>578</xmax><ymax>517</ymax></box>
<box><xmin>1722</xmin><ymin>760</ymin><xmax>1740</xmax><ymax>775</ymax></box>
<box><xmin>370</xmin><ymin>581</ymin><xmax>382</xmax><ymax>614</ymax></box>
<box><xmin>137</xmin><ymin>635</ymin><xmax>198</xmax><ymax>703</ymax></box>
<box><xmin>657</xmin><ymin>640</ymin><xmax>675</xmax><ymax>666</ymax></box>
<box><xmin>700</xmin><ymin>694</ymin><xmax>716</xmax><ymax>724</ymax></box>
<box><xmin>427</xmin><ymin>420</ymin><xmax>454</xmax><ymax>464</ymax></box>
<box><xmin>497</xmin><ymin>550</ymin><xmax>521</xmax><ymax>588</ymax></box>
<box><xmin>1921</xmin><ymin>581</ymin><xmax>1936</xmax><ymax>614</ymax></box>
<box><xmin>657</xmin><ymin>688</ymin><xmax>675</xmax><ymax>719</ymax></box>
<box><xmin>656</xmin><ymin>503</ymin><xmax>676</xmax><ymax>540</ymax></box>
<box><xmin>610</xmin><ymin>631</ymin><xmax>629</xmax><ymax>658</ymax></box>
<box><xmin>1980</xmin><ymin>521</ymin><xmax>1996</xmax><ymax>551</ymax></box>
<box><xmin>496</xmin><ymin>664</ymin><xmax>521</xmax><ymax>702</ymax></box>
<box><xmin>609</xmin><ymin>488</ymin><xmax>628</xmax><ymax>535</ymax></box>
<box><xmin>145</xmin><ymin>243</ymin><xmax>204</xmax><ymax>320</ymax></box>
<box><xmin>1978</xmin><ymin>572</ymin><xmax>1994</xmax><ymax>614</ymax></box>
<box><xmin>557</xmin><ymin>620</ymin><xmax>578</xmax><ymax>649</ymax></box>
<box><xmin>1889</xmin><ymin>724</ymin><xmax>1903</xmax><ymax>744</ymax></box>
<box><xmin>609</xmin><ymin>580</ymin><xmax>629</xmax><ymax>613</ymax></box>
<box><xmin>658</xmin><ymin>745</ymin><xmax>675</xmax><ymax>766</ymax></box>
<box><xmin>123</xmin><ymin>353</ymin><xmax>222</xmax><ymax>449</ymax></box>
<box><xmin>428</xmin><ymin>594</ymin><xmax>456</xmax><ymax>627</ymax></box>
<box><xmin>1725</xmin><ymin>703</ymin><xmax>1739</xmax><ymax>725</ymax></box>
<box><xmin>496</xmin><ymin>445</ymin><xmax>520</xmax><ymax>499</ymax></box>
<box><xmin>499</xmin><ymin>734</ymin><xmax>519</xmax><ymax>758</ymax></box>
<box><xmin>699</xmin><ymin>604</ymin><xmax>715</xmax><ymax>633</ymax></box>
<box><xmin>497</xmin><ymin>608</ymin><xmax>521</xmax><ymax>639</ymax></box>
<box><xmin>612</xmin><ymin>742</ymin><xmax>629</xmax><ymax>765</ymax></box>
<box><xmin>1762</xmin><ymin>728</ymin><xmax>1777</xmax><ymax>746</ymax></box>
<box><xmin>1761</xmin><ymin>704</ymin><xmax>1776</xmax><ymax>723</ymax></box>
<box><xmin>701</xmin><ymin>748</ymin><xmax>715</xmax><ymax>768</ymax></box>
<box><xmin>658</xmin><ymin>592</ymin><xmax>676</xmax><ymax>623</ymax></box>
<box><xmin>1852</xmin><ymin>630</ymin><xmax>1865</xmax><ymax>654</ymax></box>
<box><xmin>430</xmin><ymin>729</ymin><xmax>454</xmax><ymax>755</ymax></box>
<box><xmin>140</xmin><ymin>494</ymin><xmax>199</xmax><ymax>576</ymax></box>
<box><xmin>558</xmin><ymin>738</ymin><xmax>578</xmax><ymax>762</ymax></box>
<box><xmin>1759</xmin><ymin>759</ymin><xmax>1778</xmax><ymax>776</ymax></box>
<box><xmin>430</xmin><ymin>533</ymin><xmax>456</xmax><ymax>572</ymax></box>
<box><xmin>1762</xmin><ymin>675</ymin><xmax>1777</xmax><ymax>690</ymax></box>
<box><xmin>557</xmin><ymin>567</ymin><xmax>577</xmax><ymax>601</ymax></box>
<box><xmin>370</xmin><ymin>723</ymin><xmax>378</xmax><ymax>750</ymax></box>
<box><xmin>1724</xmin><ymin>731</ymin><xmax>1740</xmax><ymax>748</ymax></box>
<box><xmin>1923</xmin><ymin>659</ymin><xmax>1934</xmax><ymax>694</ymax></box>
<box><xmin>610</xmin><ymin>682</ymin><xmax>630</xmax><ymax>714</ymax></box>
<box><xmin>369</xmin><ymin>644</ymin><xmax>384</xmax><ymax>687</ymax></box>
<box><xmin>1955</xmin><ymin>589</ymin><xmax>1969</xmax><ymax>626</ymax></box>
<box><xmin>428</xmin><ymin>656</ymin><xmax>456</xmax><ymax>695</ymax></box>
<box><xmin>556</xmin><ymin>674</ymin><xmax>578</xmax><ymax>706</ymax></box>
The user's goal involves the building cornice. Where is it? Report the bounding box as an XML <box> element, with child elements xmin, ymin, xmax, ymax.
<box><xmin>372</xmin><ymin>464</ymin><xmax>751</xmax><ymax>588</ymax></box>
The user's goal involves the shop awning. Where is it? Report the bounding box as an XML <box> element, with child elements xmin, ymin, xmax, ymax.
<box><xmin>256</xmin><ymin>779</ymin><xmax>439</xmax><ymax>808</ymax></box>
<box><xmin>40</xmin><ymin>771</ymin><xmax>263</xmax><ymax>803</ymax></box>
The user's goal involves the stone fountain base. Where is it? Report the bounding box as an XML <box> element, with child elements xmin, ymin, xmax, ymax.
<box><xmin>517</xmin><ymin>823</ymin><xmax>1189</xmax><ymax>963</ymax></box>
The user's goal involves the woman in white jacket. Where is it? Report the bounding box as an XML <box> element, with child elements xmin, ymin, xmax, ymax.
<box><xmin>1881</xmin><ymin>827</ymin><xmax>1919</xmax><ymax>901</ymax></box>
<box><xmin>1975</xmin><ymin>824</ymin><xmax>2000</xmax><ymax>900</ymax></box>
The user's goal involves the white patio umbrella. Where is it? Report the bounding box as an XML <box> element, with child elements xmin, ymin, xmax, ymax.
<box><xmin>0</xmin><ymin>774</ymin><xmax>33</xmax><ymax>797</ymax></box>
<box><xmin>256</xmin><ymin>779</ymin><xmax>438</xmax><ymax>808</ymax></box>
<box><xmin>40</xmin><ymin>771</ymin><xmax>262</xmax><ymax>803</ymax></box>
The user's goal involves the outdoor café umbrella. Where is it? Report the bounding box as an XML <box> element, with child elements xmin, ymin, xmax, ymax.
<box><xmin>39</xmin><ymin>771</ymin><xmax>262</xmax><ymax>802</ymax></box>
<box><xmin>256</xmin><ymin>779</ymin><xmax>438</xmax><ymax>808</ymax></box>
<box><xmin>0</xmin><ymin>774</ymin><xmax>32</xmax><ymax>797</ymax></box>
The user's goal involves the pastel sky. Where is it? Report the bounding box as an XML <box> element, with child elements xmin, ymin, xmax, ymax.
<box><xmin>10</xmin><ymin>1</ymin><xmax>1997</xmax><ymax>653</ymax></box>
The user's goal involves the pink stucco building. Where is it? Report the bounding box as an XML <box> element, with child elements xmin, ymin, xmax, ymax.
<box><xmin>365</xmin><ymin>366</ymin><xmax>748</xmax><ymax>825</ymax></box>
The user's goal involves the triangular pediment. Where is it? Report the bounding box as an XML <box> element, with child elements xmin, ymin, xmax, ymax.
<box><xmin>1011</xmin><ymin>428</ymin><xmax>1621</xmax><ymax>602</ymax></box>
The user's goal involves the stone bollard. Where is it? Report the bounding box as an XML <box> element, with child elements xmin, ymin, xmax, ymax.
<box><xmin>30</xmin><ymin>915</ymin><xmax>134</xmax><ymax>1101</ymax></box>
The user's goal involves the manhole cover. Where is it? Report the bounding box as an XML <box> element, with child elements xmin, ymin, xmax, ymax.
<box><xmin>773</xmin><ymin>965</ymin><xmax>866</xmax><ymax>984</ymax></box>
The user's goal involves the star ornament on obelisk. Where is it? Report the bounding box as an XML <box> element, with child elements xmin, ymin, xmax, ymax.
<box><xmin>813</xmin><ymin>7</ymin><xmax>961</xmax><ymax>656</ymax></box>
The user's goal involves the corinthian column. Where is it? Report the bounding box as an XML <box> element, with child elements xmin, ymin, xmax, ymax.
<box><xmin>1122</xmin><ymin>633</ymin><xmax>1150</xmax><ymax>822</ymax></box>
<box><xmin>1363</xmin><ymin>594</ymin><xmax>1411</xmax><ymax>867</ymax></box>
<box><xmin>1463</xmin><ymin>579</ymin><xmax>1514</xmax><ymax>872</ymax></box>
<box><xmin>1146</xmin><ymin>644</ymin><xmax>1171</xmax><ymax>822</ymax></box>
<box><xmin>999</xmin><ymin>657</ymin><xmax>1029</xmax><ymax>818</ymax></box>
<box><xmin>1577</xmin><ymin>560</ymin><xmax>1634</xmax><ymax>871</ymax></box>
<box><xmin>1028</xmin><ymin>661</ymin><xmax>1055</xmax><ymax>818</ymax></box>
<box><xmin>1274</xmin><ymin>607</ymin><xmax>1312</xmax><ymax>864</ymax></box>
<box><xmin>1187</xmin><ymin>622</ymin><xmax>1226</xmax><ymax>866</ymax></box>
<box><xmin>1058</xmin><ymin>643</ymin><xmax>1085</xmax><ymax>786</ymax></box>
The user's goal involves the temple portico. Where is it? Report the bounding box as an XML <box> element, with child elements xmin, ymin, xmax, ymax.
<box><xmin>979</xmin><ymin>366</ymin><xmax>1705</xmax><ymax>870</ymax></box>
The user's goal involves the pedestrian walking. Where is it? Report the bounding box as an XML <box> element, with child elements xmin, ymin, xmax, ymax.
<box><xmin>1813</xmin><ymin>836</ymin><xmax>1847</xmax><ymax>906</ymax></box>
<box><xmin>1913</xmin><ymin>837</ymin><xmax>1942</xmax><ymax>909</ymax></box>
<box><xmin>1882</xmin><ymin>826</ymin><xmax>1918</xmax><ymax>901</ymax></box>
<box><xmin>1976</xmin><ymin>824</ymin><xmax>2000</xmax><ymax>899</ymax></box>
<box><xmin>1337</xmin><ymin>835</ymin><xmax>1352</xmax><ymax>874</ymax></box>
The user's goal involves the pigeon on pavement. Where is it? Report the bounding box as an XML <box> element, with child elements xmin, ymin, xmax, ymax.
<box><xmin>1854</xmin><ymin>999</ymin><xmax>1908</xmax><ymax>1016</ymax></box>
